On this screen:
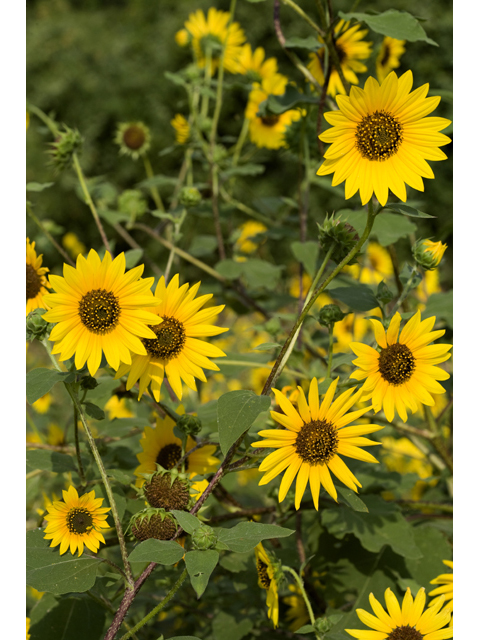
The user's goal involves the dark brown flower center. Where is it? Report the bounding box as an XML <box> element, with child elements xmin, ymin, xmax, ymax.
<box><xmin>295</xmin><ymin>420</ymin><xmax>339</xmax><ymax>465</ymax></box>
<box><xmin>79</xmin><ymin>289</ymin><xmax>121</xmax><ymax>334</ymax></box>
<box><xmin>388</xmin><ymin>626</ymin><xmax>423</xmax><ymax>640</ymax></box>
<box><xmin>378</xmin><ymin>343</ymin><xmax>416</xmax><ymax>385</ymax></box>
<box><xmin>26</xmin><ymin>264</ymin><xmax>42</xmax><ymax>300</ymax></box>
<box><xmin>356</xmin><ymin>110</ymin><xmax>403</xmax><ymax>161</ymax></box>
<box><xmin>335</xmin><ymin>42</ymin><xmax>346</xmax><ymax>65</ymax></box>
<box><xmin>380</xmin><ymin>44</ymin><xmax>391</xmax><ymax>68</ymax></box>
<box><xmin>257</xmin><ymin>559</ymin><xmax>271</xmax><ymax>589</ymax></box>
<box><xmin>260</xmin><ymin>114</ymin><xmax>280</xmax><ymax>127</ymax></box>
<box><xmin>156</xmin><ymin>443</ymin><xmax>188</xmax><ymax>471</ymax></box>
<box><xmin>123</xmin><ymin>125</ymin><xmax>146</xmax><ymax>150</ymax></box>
<box><xmin>142</xmin><ymin>316</ymin><xmax>186</xmax><ymax>360</ymax></box>
<box><xmin>66</xmin><ymin>508</ymin><xmax>93</xmax><ymax>535</ymax></box>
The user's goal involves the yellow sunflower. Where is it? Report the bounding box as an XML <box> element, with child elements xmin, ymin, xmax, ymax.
<box><xmin>381</xmin><ymin>436</ymin><xmax>435</xmax><ymax>501</ymax></box>
<box><xmin>62</xmin><ymin>232</ymin><xmax>86</xmax><ymax>260</ymax></box>
<box><xmin>246</xmin><ymin>73</ymin><xmax>302</xmax><ymax>149</ymax></box>
<box><xmin>350</xmin><ymin>310</ymin><xmax>452</xmax><ymax>422</ymax></box>
<box><xmin>429</xmin><ymin>560</ymin><xmax>453</xmax><ymax>621</ymax></box>
<box><xmin>115</xmin><ymin>274</ymin><xmax>227</xmax><ymax>401</ymax></box>
<box><xmin>317</xmin><ymin>71</ymin><xmax>452</xmax><ymax>206</ymax></box>
<box><xmin>234</xmin><ymin>221</ymin><xmax>267</xmax><ymax>255</ymax></box>
<box><xmin>26</xmin><ymin>618</ymin><xmax>31</xmax><ymax>640</ymax></box>
<box><xmin>104</xmin><ymin>395</ymin><xmax>134</xmax><ymax>420</ymax></box>
<box><xmin>377</xmin><ymin>37</ymin><xmax>406</xmax><ymax>83</ymax></box>
<box><xmin>234</xmin><ymin>44</ymin><xmax>278</xmax><ymax>87</ymax></box>
<box><xmin>42</xmin><ymin>250</ymin><xmax>160</xmax><ymax>376</ymax></box>
<box><xmin>184</xmin><ymin>8</ymin><xmax>246</xmax><ymax>75</ymax></box>
<box><xmin>171</xmin><ymin>114</ymin><xmax>190</xmax><ymax>144</ymax></box>
<box><xmin>43</xmin><ymin>486</ymin><xmax>110</xmax><ymax>556</ymax></box>
<box><xmin>252</xmin><ymin>378</ymin><xmax>382</xmax><ymax>509</ymax></box>
<box><xmin>346</xmin><ymin>587</ymin><xmax>452</xmax><ymax>639</ymax></box>
<box><xmin>254</xmin><ymin>542</ymin><xmax>279</xmax><ymax>628</ymax></box>
<box><xmin>344</xmin><ymin>242</ymin><xmax>393</xmax><ymax>285</ymax></box>
<box><xmin>26</xmin><ymin>238</ymin><xmax>50</xmax><ymax>315</ymax></box>
<box><xmin>134</xmin><ymin>413</ymin><xmax>220</xmax><ymax>494</ymax></box>
<box><xmin>308</xmin><ymin>20</ymin><xmax>372</xmax><ymax>97</ymax></box>
<box><xmin>413</xmin><ymin>239</ymin><xmax>448</xmax><ymax>271</ymax></box>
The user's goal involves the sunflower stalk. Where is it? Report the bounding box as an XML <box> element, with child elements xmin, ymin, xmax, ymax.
<box><xmin>388</xmin><ymin>265</ymin><xmax>419</xmax><ymax>319</ymax></box>
<box><xmin>26</xmin><ymin>202</ymin><xmax>75</xmax><ymax>266</ymax></box>
<box><xmin>73</xmin><ymin>403</ymin><xmax>87</xmax><ymax>487</ymax></box>
<box><xmin>142</xmin><ymin>155</ymin><xmax>165</xmax><ymax>212</ymax></box>
<box><xmin>326</xmin><ymin>323</ymin><xmax>335</xmax><ymax>378</ymax></box>
<box><xmin>282</xmin><ymin>566</ymin><xmax>321</xmax><ymax>639</ymax></box>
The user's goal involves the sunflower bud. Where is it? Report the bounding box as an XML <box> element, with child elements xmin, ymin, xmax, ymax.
<box><xmin>175</xmin><ymin>28</ymin><xmax>191</xmax><ymax>47</ymax></box>
<box><xmin>114</xmin><ymin>122</ymin><xmax>151</xmax><ymax>160</ymax></box>
<box><xmin>118</xmin><ymin>189</ymin><xmax>148</xmax><ymax>225</ymax></box>
<box><xmin>192</xmin><ymin>524</ymin><xmax>218</xmax><ymax>550</ymax></box>
<box><xmin>179</xmin><ymin>187</ymin><xmax>202</xmax><ymax>208</ymax></box>
<box><xmin>49</xmin><ymin>125</ymin><xmax>83</xmax><ymax>172</ymax></box>
<box><xmin>317</xmin><ymin>304</ymin><xmax>346</xmax><ymax>327</ymax></box>
<box><xmin>412</xmin><ymin>239</ymin><xmax>447</xmax><ymax>271</ymax></box>
<box><xmin>176</xmin><ymin>414</ymin><xmax>202</xmax><ymax>437</ymax></box>
<box><xmin>129</xmin><ymin>508</ymin><xmax>177</xmax><ymax>542</ymax></box>
<box><xmin>143</xmin><ymin>468</ymin><xmax>193</xmax><ymax>511</ymax></box>
<box><xmin>317</xmin><ymin>215</ymin><xmax>359</xmax><ymax>265</ymax></box>
<box><xmin>26</xmin><ymin>308</ymin><xmax>51</xmax><ymax>341</ymax></box>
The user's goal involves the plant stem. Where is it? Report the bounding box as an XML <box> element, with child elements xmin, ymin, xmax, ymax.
<box><xmin>232</xmin><ymin>116</ymin><xmax>250</xmax><ymax>167</ymax></box>
<box><xmin>117</xmin><ymin>568</ymin><xmax>188</xmax><ymax>640</ymax></box>
<box><xmin>282</xmin><ymin>566</ymin><xmax>319</xmax><ymax>637</ymax></box>
<box><xmin>73</xmin><ymin>403</ymin><xmax>86</xmax><ymax>487</ymax></box>
<box><xmin>326</xmin><ymin>323</ymin><xmax>335</xmax><ymax>378</ymax></box>
<box><xmin>164</xmin><ymin>208</ymin><xmax>187</xmax><ymax>282</ymax></box>
<box><xmin>111</xmin><ymin>223</ymin><xmax>162</xmax><ymax>276</ymax></box>
<box><xmin>26</xmin><ymin>202</ymin><xmax>75</xmax><ymax>266</ymax></box>
<box><xmin>315</xmin><ymin>0</ymin><xmax>350</xmax><ymax>94</ymax></box>
<box><xmin>281</xmin><ymin>0</ymin><xmax>324</xmax><ymax>35</ymax></box>
<box><xmin>388</xmin><ymin>265</ymin><xmax>418</xmax><ymax>318</ymax></box>
<box><xmin>143</xmin><ymin>155</ymin><xmax>165</xmax><ymax>211</ymax></box>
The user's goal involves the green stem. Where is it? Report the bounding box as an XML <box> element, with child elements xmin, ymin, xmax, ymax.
<box><xmin>282</xmin><ymin>566</ymin><xmax>319</xmax><ymax>638</ymax></box>
<box><xmin>143</xmin><ymin>155</ymin><xmax>165</xmax><ymax>212</ymax></box>
<box><xmin>201</xmin><ymin>46</ymin><xmax>213</xmax><ymax>118</ymax></box>
<box><xmin>395</xmin><ymin>500</ymin><xmax>453</xmax><ymax>514</ymax></box>
<box><xmin>388</xmin><ymin>265</ymin><xmax>418</xmax><ymax>319</ymax></box>
<box><xmin>232</xmin><ymin>116</ymin><xmax>250</xmax><ymax>167</ymax></box>
<box><xmin>281</xmin><ymin>0</ymin><xmax>324</xmax><ymax>35</ymax></box>
<box><xmin>26</xmin><ymin>202</ymin><xmax>75</xmax><ymax>266</ymax></box>
<box><xmin>164</xmin><ymin>208</ymin><xmax>187</xmax><ymax>282</ymax></box>
<box><xmin>219</xmin><ymin>188</ymin><xmax>273</xmax><ymax>226</ymax></box>
<box><xmin>28</xmin><ymin>104</ymin><xmax>60</xmax><ymax>137</ymax></box>
<box><xmin>72</xmin><ymin>153</ymin><xmax>111</xmax><ymax>253</ymax></box>
<box><xmin>73</xmin><ymin>403</ymin><xmax>86</xmax><ymax>487</ymax></box>
<box><xmin>315</xmin><ymin>0</ymin><xmax>350</xmax><ymax>95</ymax></box>
<box><xmin>326</xmin><ymin>324</ymin><xmax>335</xmax><ymax>378</ymax></box>
<box><xmin>117</xmin><ymin>568</ymin><xmax>188</xmax><ymax>640</ymax></box>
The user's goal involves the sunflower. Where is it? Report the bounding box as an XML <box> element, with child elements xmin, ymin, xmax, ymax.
<box><xmin>254</xmin><ymin>542</ymin><xmax>279</xmax><ymax>628</ymax></box>
<box><xmin>26</xmin><ymin>618</ymin><xmax>31</xmax><ymax>640</ymax></box>
<box><xmin>134</xmin><ymin>413</ymin><xmax>220</xmax><ymax>493</ymax></box>
<box><xmin>317</xmin><ymin>71</ymin><xmax>452</xmax><ymax>206</ymax></box>
<box><xmin>234</xmin><ymin>221</ymin><xmax>267</xmax><ymax>255</ymax></box>
<box><xmin>43</xmin><ymin>486</ymin><xmax>110</xmax><ymax>556</ymax></box>
<box><xmin>171</xmin><ymin>114</ymin><xmax>190</xmax><ymax>144</ymax></box>
<box><xmin>114</xmin><ymin>122</ymin><xmax>151</xmax><ymax>160</ymax></box>
<box><xmin>413</xmin><ymin>239</ymin><xmax>448</xmax><ymax>271</ymax></box>
<box><xmin>234</xmin><ymin>44</ymin><xmax>278</xmax><ymax>87</ymax></box>
<box><xmin>252</xmin><ymin>378</ymin><xmax>382</xmax><ymax>509</ymax></box>
<box><xmin>350</xmin><ymin>310</ymin><xmax>452</xmax><ymax>423</ymax></box>
<box><xmin>42</xmin><ymin>250</ymin><xmax>160</xmax><ymax>376</ymax></box>
<box><xmin>104</xmin><ymin>395</ymin><xmax>134</xmax><ymax>420</ymax></box>
<box><xmin>377</xmin><ymin>37</ymin><xmax>406</xmax><ymax>84</ymax></box>
<box><xmin>62</xmin><ymin>232</ymin><xmax>86</xmax><ymax>260</ymax></box>
<box><xmin>184</xmin><ymin>8</ymin><xmax>246</xmax><ymax>75</ymax></box>
<box><xmin>246</xmin><ymin>74</ymin><xmax>302</xmax><ymax>149</ymax></box>
<box><xmin>344</xmin><ymin>242</ymin><xmax>393</xmax><ymax>285</ymax></box>
<box><xmin>26</xmin><ymin>238</ymin><xmax>50</xmax><ymax>315</ymax></box>
<box><xmin>345</xmin><ymin>587</ymin><xmax>452</xmax><ymax>639</ymax></box>
<box><xmin>115</xmin><ymin>274</ymin><xmax>227</xmax><ymax>401</ymax></box>
<box><xmin>429</xmin><ymin>560</ymin><xmax>453</xmax><ymax>621</ymax></box>
<box><xmin>308</xmin><ymin>20</ymin><xmax>372</xmax><ymax>97</ymax></box>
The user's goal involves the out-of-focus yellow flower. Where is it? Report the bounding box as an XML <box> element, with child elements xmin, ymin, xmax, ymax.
<box><xmin>104</xmin><ymin>395</ymin><xmax>134</xmax><ymax>420</ymax></box>
<box><xmin>416</xmin><ymin>269</ymin><xmax>442</xmax><ymax>310</ymax></box>
<box><xmin>175</xmin><ymin>28</ymin><xmax>190</xmax><ymax>47</ymax></box>
<box><xmin>36</xmin><ymin>491</ymin><xmax>61</xmax><ymax>517</ymax></box>
<box><xmin>32</xmin><ymin>393</ymin><xmax>52</xmax><ymax>414</ymax></box>
<box><xmin>234</xmin><ymin>221</ymin><xmax>267</xmax><ymax>254</ymax></box>
<box><xmin>413</xmin><ymin>239</ymin><xmax>448</xmax><ymax>271</ymax></box>
<box><xmin>171</xmin><ymin>114</ymin><xmax>190</xmax><ymax>144</ymax></box>
<box><xmin>236</xmin><ymin>467</ymin><xmax>260</xmax><ymax>486</ymax></box>
<box><xmin>332</xmin><ymin>313</ymin><xmax>374</xmax><ymax>353</ymax></box>
<box><xmin>47</xmin><ymin>423</ymin><xmax>65</xmax><ymax>446</ymax></box>
<box><xmin>62</xmin><ymin>232</ymin><xmax>86</xmax><ymax>260</ymax></box>
<box><xmin>381</xmin><ymin>436</ymin><xmax>436</xmax><ymax>500</ymax></box>
<box><xmin>376</xmin><ymin>37</ymin><xmax>406</xmax><ymax>83</ymax></box>
<box><xmin>29</xmin><ymin>586</ymin><xmax>44</xmax><ymax>600</ymax></box>
<box><xmin>234</xmin><ymin>44</ymin><xmax>278</xmax><ymax>88</ymax></box>
<box><xmin>344</xmin><ymin>242</ymin><xmax>393</xmax><ymax>284</ymax></box>
<box><xmin>289</xmin><ymin>274</ymin><xmax>332</xmax><ymax>310</ymax></box>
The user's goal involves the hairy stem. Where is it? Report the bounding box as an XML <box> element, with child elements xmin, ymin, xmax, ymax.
<box><xmin>26</xmin><ymin>202</ymin><xmax>75</xmax><ymax>266</ymax></box>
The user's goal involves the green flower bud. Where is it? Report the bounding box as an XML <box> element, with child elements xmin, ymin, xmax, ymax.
<box><xmin>314</xmin><ymin>616</ymin><xmax>335</xmax><ymax>634</ymax></box>
<box><xmin>176</xmin><ymin>414</ymin><xmax>202</xmax><ymax>437</ymax></box>
<box><xmin>118</xmin><ymin>189</ymin><xmax>147</xmax><ymax>225</ymax></box>
<box><xmin>192</xmin><ymin>524</ymin><xmax>218</xmax><ymax>550</ymax></box>
<box><xmin>26</xmin><ymin>308</ymin><xmax>51</xmax><ymax>341</ymax></box>
<box><xmin>179</xmin><ymin>187</ymin><xmax>202</xmax><ymax>208</ymax></box>
<box><xmin>317</xmin><ymin>304</ymin><xmax>346</xmax><ymax>327</ymax></box>
<box><xmin>80</xmin><ymin>375</ymin><xmax>99</xmax><ymax>390</ymax></box>
<box><xmin>412</xmin><ymin>238</ymin><xmax>447</xmax><ymax>271</ymax></box>
<box><xmin>49</xmin><ymin>125</ymin><xmax>83</xmax><ymax>172</ymax></box>
<box><xmin>318</xmin><ymin>215</ymin><xmax>359</xmax><ymax>265</ymax></box>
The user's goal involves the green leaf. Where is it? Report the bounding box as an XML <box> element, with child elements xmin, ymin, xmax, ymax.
<box><xmin>241</xmin><ymin>259</ymin><xmax>284</xmax><ymax>290</ymax></box>
<box><xmin>165</xmin><ymin>70</ymin><xmax>187</xmax><ymax>87</ymax></box>
<box><xmin>185</xmin><ymin>550</ymin><xmax>219</xmax><ymax>598</ymax></box>
<box><xmin>26</xmin><ymin>529</ymin><xmax>102</xmax><ymax>595</ymax></box>
<box><xmin>30</xmin><ymin>596</ymin><xmax>106</xmax><ymax>640</ymax></box>
<box><xmin>212</xmin><ymin>612</ymin><xmax>253</xmax><ymax>640</ymax></box>
<box><xmin>337</xmin><ymin>486</ymin><xmax>369</xmax><ymax>513</ymax></box>
<box><xmin>329</xmin><ymin>284</ymin><xmax>379</xmax><ymax>311</ymax></box>
<box><xmin>321</xmin><ymin>495</ymin><xmax>422</xmax><ymax>559</ymax></box>
<box><xmin>216</xmin><ymin>522</ymin><xmax>294</xmax><ymax>553</ymax></box>
<box><xmin>97</xmin><ymin>209</ymin><xmax>131</xmax><ymax>225</ymax></box>
<box><xmin>170</xmin><ymin>510</ymin><xmax>202</xmax><ymax>534</ymax></box>
<box><xmin>189</xmin><ymin>235</ymin><xmax>217</xmax><ymax>257</ymax></box>
<box><xmin>217</xmin><ymin>390</ymin><xmax>271</xmax><ymax>456</ymax></box>
<box><xmin>331</xmin><ymin>353</ymin><xmax>354</xmax><ymax>371</ymax></box>
<box><xmin>384</xmin><ymin>203</ymin><xmax>435</xmax><ymax>219</ymax></box>
<box><xmin>403</xmin><ymin>525</ymin><xmax>452</xmax><ymax>588</ymax></box>
<box><xmin>167</xmin><ymin>637</ymin><xmax>203</xmax><ymax>640</ymax></box>
<box><xmin>137</xmin><ymin>174</ymin><xmax>178</xmax><ymax>189</ymax></box>
<box><xmin>215</xmin><ymin>259</ymin><xmax>244</xmax><ymax>280</ymax></box>
<box><xmin>284</xmin><ymin>36</ymin><xmax>321</xmax><ymax>51</ymax></box>
<box><xmin>26</xmin><ymin>182</ymin><xmax>55</xmax><ymax>192</ymax></box>
<box><xmin>317</xmin><ymin>378</ymin><xmax>334</xmax><ymax>394</ymax></box>
<box><xmin>424</xmin><ymin>291</ymin><xmax>453</xmax><ymax>328</ymax></box>
<box><xmin>105</xmin><ymin>469</ymin><xmax>132</xmax><ymax>484</ymax></box>
<box><xmin>252</xmin><ymin>342</ymin><xmax>282</xmax><ymax>351</ymax></box>
<box><xmin>339</xmin><ymin>10</ymin><xmax>438</xmax><ymax>45</ymax></box>
<box><xmin>339</xmin><ymin>210</ymin><xmax>417</xmax><ymax>246</ymax></box>
<box><xmin>82</xmin><ymin>402</ymin><xmax>105</xmax><ymax>420</ymax></box>
<box><xmin>128</xmin><ymin>539</ymin><xmax>185</xmax><ymax>565</ymax></box>
<box><xmin>259</xmin><ymin>85</ymin><xmax>318</xmax><ymax>116</ymax></box>
<box><xmin>220</xmin><ymin>164</ymin><xmax>265</xmax><ymax>180</ymax></box>
<box><xmin>26</xmin><ymin>369</ymin><xmax>75</xmax><ymax>404</ymax></box>
<box><xmin>219</xmin><ymin>553</ymin><xmax>248</xmax><ymax>573</ymax></box>
<box><xmin>124</xmin><ymin>248</ymin><xmax>143</xmax><ymax>268</ymax></box>
<box><xmin>26</xmin><ymin>450</ymin><xmax>77</xmax><ymax>474</ymax></box>
<box><xmin>291</xmin><ymin>241</ymin><xmax>319</xmax><ymax>278</ymax></box>
<box><xmin>296</xmin><ymin>625</ymin><xmax>315</xmax><ymax>634</ymax></box>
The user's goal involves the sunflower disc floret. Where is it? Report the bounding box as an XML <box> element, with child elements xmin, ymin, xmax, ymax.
<box><xmin>129</xmin><ymin>508</ymin><xmax>177</xmax><ymax>542</ymax></box>
<box><xmin>142</xmin><ymin>468</ymin><xmax>193</xmax><ymax>511</ymax></box>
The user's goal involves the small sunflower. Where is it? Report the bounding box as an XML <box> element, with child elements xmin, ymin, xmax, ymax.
<box><xmin>350</xmin><ymin>310</ymin><xmax>452</xmax><ymax>423</ymax></box>
<box><xmin>317</xmin><ymin>71</ymin><xmax>451</xmax><ymax>206</ymax></box>
<box><xmin>234</xmin><ymin>221</ymin><xmax>267</xmax><ymax>255</ymax></box>
<box><xmin>115</xmin><ymin>274</ymin><xmax>228</xmax><ymax>401</ymax></box>
<box><xmin>134</xmin><ymin>413</ymin><xmax>220</xmax><ymax>492</ymax></box>
<box><xmin>43</xmin><ymin>486</ymin><xmax>110</xmax><ymax>556</ymax></box>
<box><xmin>184</xmin><ymin>8</ymin><xmax>246</xmax><ymax>75</ymax></box>
<box><xmin>377</xmin><ymin>37</ymin><xmax>406</xmax><ymax>84</ymax></box>
<box><xmin>252</xmin><ymin>378</ymin><xmax>382</xmax><ymax>509</ymax></box>
<box><xmin>308</xmin><ymin>20</ymin><xmax>372</xmax><ymax>97</ymax></box>
<box><xmin>234</xmin><ymin>44</ymin><xmax>278</xmax><ymax>87</ymax></box>
<box><xmin>26</xmin><ymin>238</ymin><xmax>50</xmax><ymax>315</ymax></box>
<box><xmin>171</xmin><ymin>114</ymin><xmax>190</xmax><ymax>144</ymax></box>
<box><xmin>246</xmin><ymin>74</ymin><xmax>302</xmax><ymax>149</ymax></box>
<box><xmin>62</xmin><ymin>232</ymin><xmax>86</xmax><ymax>260</ymax></box>
<box><xmin>115</xmin><ymin>122</ymin><xmax>151</xmax><ymax>160</ymax></box>
<box><xmin>345</xmin><ymin>587</ymin><xmax>452</xmax><ymax>639</ymax></box>
<box><xmin>429</xmin><ymin>560</ymin><xmax>453</xmax><ymax>619</ymax></box>
<box><xmin>42</xmin><ymin>250</ymin><xmax>160</xmax><ymax>376</ymax></box>
<box><xmin>254</xmin><ymin>542</ymin><xmax>279</xmax><ymax>628</ymax></box>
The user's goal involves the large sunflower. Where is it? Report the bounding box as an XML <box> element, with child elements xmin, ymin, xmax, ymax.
<box><xmin>115</xmin><ymin>274</ymin><xmax>227</xmax><ymax>401</ymax></box>
<box><xmin>252</xmin><ymin>378</ymin><xmax>382</xmax><ymax>509</ymax></box>
<box><xmin>254</xmin><ymin>542</ymin><xmax>279</xmax><ymax>628</ymax></box>
<box><xmin>183</xmin><ymin>8</ymin><xmax>246</xmax><ymax>75</ymax></box>
<box><xmin>42</xmin><ymin>250</ymin><xmax>160</xmax><ymax>376</ymax></box>
<box><xmin>135</xmin><ymin>412</ymin><xmax>219</xmax><ymax>485</ymax></box>
<box><xmin>43</xmin><ymin>486</ymin><xmax>110</xmax><ymax>556</ymax></box>
<box><xmin>377</xmin><ymin>37</ymin><xmax>406</xmax><ymax>83</ymax></box>
<box><xmin>308</xmin><ymin>20</ymin><xmax>372</xmax><ymax>97</ymax></box>
<box><xmin>429</xmin><ymin>560</ymin><xmax>453</xmax><ymax>621</ymax></box>
<box><xmin>317</xmin><ymin>71</ymin><xmax>451</xmax><ymax>206</ymax></box>
<box><xmin>26</xmin><ymin>238</ymin><xmax>50</xmax><ymax>315</ymax></box>
<box><xmin>350</xmin><ymin>310</ymin><xmax>452</xmax><ymax>423</ymax></box>
<box><xmin>345</xmin><ymin>587</ymin><xmax>453</xmax><ymax>639</ymax></box>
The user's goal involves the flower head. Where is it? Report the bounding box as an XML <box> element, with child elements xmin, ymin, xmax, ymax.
<box><xmin>115</xmin><ymin>274</ymin><xmax>228</xmax><ymax>401</ymax></box>
<box><xmin>254</xmin><ymin>542</ymin><xmax>279</xmax><ymax>627</ymax></box>
<box><xmin>234</xmin><ymin>44</ymin><xmax>278</xmax><ymax>87</ymax></box>
<box><xmin>253</xmin><ymin>378</ymin><xmax>382</xmax><ymax>509</ymax></box>
<box><xmin>42</xmin><ymin>250</ymin><xmax>160</xmax><ymax>376</ymax></box>
<box><xmin>377</xmin><ymin>37</ymin><xmax>406</xmax><ymax>83</ymax></box>
<box><xmin>429</xmin><ymin>560</ymin><xmax>453</xmax><ymax>618</ymax></box>
<box><xmin>317</xmin><ymin>71</ymin><xmax>451</xmax><ymax>206</ymax></box>
<box><xmin>234</xmin><ymin>221</ymin><xmax>267</xmax><ymax>255</ymax></box>
<box><xmin>350</xmin><ymin>311</ymin><xmax>452</xmax><ymax>422</ymax></box>
<box><xmin>345</xmin><ymin>587</ymin><xmax>452</xmax><ymax>639</ymax></box>
<box><xmin>171</xmin><ymin>114</ymin><xmax>190</xmax><ymax>144</ymax></box>
<box><xmin>26</xmin><ymin>238</ymin><xmax>50</xmax><ymax>315</ymax></box>
<box><xmin>115</xmin><ymin>122</ymin><xmax>151</xmax><ymax>159</ymax></box>
<box><xmin>413</xmin><ymin>239</ymin><xmax>448</xmax><ymax>271</ymax></box>
<box><xmin>43</xmin><ymin>486</ymin><xmax>110</xmax><ymax>556</ymax></box>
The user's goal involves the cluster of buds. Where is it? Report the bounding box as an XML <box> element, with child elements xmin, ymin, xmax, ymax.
<box><xmin>317</xmin><ymin>214</ymin><xmax>359</xmax><ymax>265</ymax></box>
<box><xmin>48</xmin><ymin>125</ymin><xmax>83</xmax><ymax>172</ymax></box>
<box><xmin>412</xmin><ymin>239</ymin><xmax>447</xmax><ymax>271</ymax></box>
<box><xmin>129</xmin><ymin>508</ymin><xmax>177</xmax><ymax>542</ymax></box>
<box><xmin>26</xmin><ymin>308</ymin><xmax>52</xmax><ymax>342</ymax></box>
